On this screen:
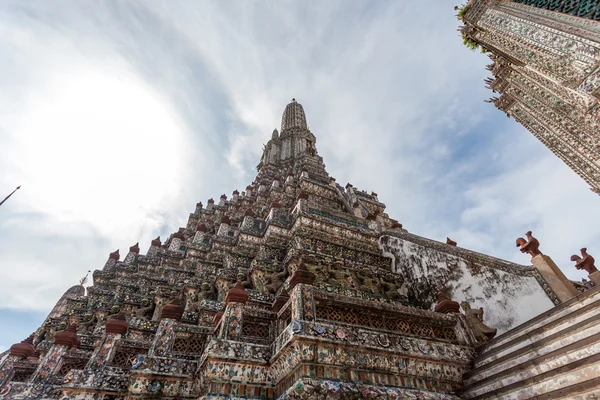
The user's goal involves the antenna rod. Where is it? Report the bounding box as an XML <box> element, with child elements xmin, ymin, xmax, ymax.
<box><xmin>0</xmin><ymin>185</ymin><xmax>21</xmax><ymax>207</ymax></box>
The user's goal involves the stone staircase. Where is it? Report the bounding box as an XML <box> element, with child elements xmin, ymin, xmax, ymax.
<box><xmin>460</xmin><ymin>285</ymin><xmax>600</xmax><ymax>400</ymax></box>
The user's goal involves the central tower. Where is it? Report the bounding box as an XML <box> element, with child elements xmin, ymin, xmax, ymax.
<box><xmin>257</xmin><ymin>99</ymin><xmax>327</xmax><ymax>182</ymax></box>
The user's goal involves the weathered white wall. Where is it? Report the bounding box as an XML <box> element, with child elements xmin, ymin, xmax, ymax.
<box><xmin>379</xmin><ymin>234</ymin><xmax>555</xmax><ymax>334</ymax></box>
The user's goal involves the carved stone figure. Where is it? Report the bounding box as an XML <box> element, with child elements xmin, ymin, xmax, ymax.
<box><xmin>324</xmin><ymin>262</ymin><xmax>355</xmax><ymax>290</ymax></box>
<box><xmin>356</xmin><ymin>269</ymin><xmax>381</xmax><ymax>295</ymax></box>
<box><xmin>188</xmin><ymin>282</ymin><xmax>215</xmax><ymax>312</ymax></box>
<box><xmin>78</xmin><ymin>312</ymin><xmax>97</xmax><ymax>333</ymax></box>
<box><xmin>107</xmin><ymin>305</ymin><xmax>122</xmax><ymax>319</ymax></box>
<box><xmin>571</xmin><ymin>248</ymin><xmax>598</xmax><ymax>274</ymax></box>
<box><xmin>187</xmin><ymin>298</ymin><xmax>200</xmax><ymax>313</ymax></box>
<box><xmin>380</xmin><ymin>279</ymin><xmax>401</xmax><ymax>300</ymax></box>
<box><xmin>266</xmin><ymin>267</ymin><xmax>289</xmax><ymax>294</ymax></box>
<box><xmin>135</xmin><ymin>299</ymin><xmax>155</xmax><ymax>319</ymax></box>
<box><xmin>516</xmin><ymin>231</ymin><xmax>542</xmax><ymax>257</ymax></box>
<box><xmin>198</xmin><ymin>281</ymin><xmax>215</xmax><ymax>300</ymax></box>
<box><xmin>250</xmin><ymin>268</ymin><xmax>269</xmax><ymax>293</ymax></box>
<box><xmin>182</xmin><ymin>288</ymin><xmax>197</xmax><ymax>311</ymax></box>
<box><xmin>461</xmin><ymin>301</ymin><xmax>497</xmax><ymax>342</ymax></box>
<box><xmin>233</xmin><ymin>269</ymin><xmax>252</xmax><ymax>289</ymax></box>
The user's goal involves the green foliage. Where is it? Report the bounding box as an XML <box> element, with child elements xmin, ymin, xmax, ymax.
<box><xmin>462</xmin><ymin>35</ymin><xmax>480</xmax><ymax>51</ymax></box>
<box><xmin>455</xmin><ymin>3</ymin><xmax>470</xmax><ymax>20</ymax></box>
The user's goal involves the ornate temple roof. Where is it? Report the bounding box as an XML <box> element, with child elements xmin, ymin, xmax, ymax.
<box><xmin>280</xmin><ymin>98</ymin><xmax>307</xmax><ymax>132</ymax></box>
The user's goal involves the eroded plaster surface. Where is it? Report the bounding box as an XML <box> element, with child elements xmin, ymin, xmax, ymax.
<box><xmin>379</xmin><ymin>235</ymin><xmax>554</xmax><ymax>334</ymax></box>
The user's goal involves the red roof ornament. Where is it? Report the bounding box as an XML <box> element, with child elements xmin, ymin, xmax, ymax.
<box><xmin>109</xmin><ymin>250</ymin><xmax>120</xmax><ymax>260</ymax></box>
<box><xmin>151</xmin><ymin>236</ymin><xmax>161</xmax><ymax>246</ymax></box>
<box><xmin>434</xmin><ymin>290</ymin><xmax>460</xmax><ymax>314</ymax></box>
<box><xmin>208</xmin><ymin>198</ymin><xmax>215</xmax><ymax>204</ymax></box>
<box><xmin>161</xmin><ymin>298</ymin><xmax>184</xmax><ymax>320</ymax></box>
<box><xmin>232</xmin><ymin>190</ymin><xmax>239</xmax><ymax>195</ymax></box>
<box><xmin>220</xmin><ymin>194</ymin><xmax>227</xmax><ymax>199</ymax></box>
<box><xmin>173</xmin><ymin>231</ymin><xmax>185</xmax><ymax>240</ymax></box>
<box><xmin>244</xmin><ymin>209</ymin><xmax>256</xmax><ymax>217</ymax></box>
<box><xmin>270</xmin><ymin>201</ymin><xmax>282</xmax><ymax>209</ymax></box>
<box><xmin>106</xmin><ymin>313</ymin><xmax>129</xmax><ymax>335</ymax></box>
<box><xmin>54</xmin><ymin>324</ymin><xmax>79</xmax><ymax>347</ymax></box>
<box><xmin>391</xmin><ymin>222</ymin><xmax>403</xmax><ymax>229</ymax></box>
<box><xmin>289</xmin><ymin>263</ymin><xmax>316</xmax><ymax>290</ymax></box>
<box><xmin>221</xmin><ymin>216</ymin><xmax>231</xmax><ymax>224</ymax></box>
<box><xmin>246</xmin><ymin>185</ymin><xmax>254</xmax><ymax>191</ymax></box>
<box><xmin>129</xmin><ymin>242</ymin><xmax>140</xmax><ymax>254</ymax></box>
<box><xmin>9</xmin><ymin>333</ymin><xmax>35</xmax><ymax>358</ymax></box>
<box><xmin>197</xmin><ymin>224</ymin><xmax>207</xmax><ymax>232</ymax></box>
<box><xmin>225</xmin><ymin>281</ymin><xmax>249</xmax><ymax>304</ymax></box>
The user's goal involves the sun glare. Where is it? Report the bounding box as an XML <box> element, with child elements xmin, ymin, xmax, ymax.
<box><xmin>12</xmin><ymin>69</ymin><xmax>188</xmax><ymax>238</ymax></box>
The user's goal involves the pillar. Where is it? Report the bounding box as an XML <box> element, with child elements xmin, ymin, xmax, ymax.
<box><xmin>86</xmin><ymin>314</ymin><xmax>128</xmax><ymax>368</ymax></box>
<box><xmin>147</xmin><ymin>236</ymin><xmax>161</xmax><ymax>257</ymax></box>
<box><xmin>31</xmin><ymin>325</ymin><xmax>78</xmax><ymax>381</ymax></box>
<box><xmin>103</xmin><ymin>250</ymin><xmax>120</xmax><ymax>271</ymax></box>
<box><xmin>149</xmin><ymin>299</ymin><xmax>183</xmax><ymax>357</ymax></box>
<box><xmin>531</xmin><ymin>254</ymin><xmax>579</xmax><ymax>302</ymax></box>
<box><xmin>216</xmin><ymin>281</ymin><xmax>249</xmax><ymax>341</ymax></box>
<box><xmin>124</xmin><ymin>243</ymin><xmax>140</xmax><ymax>264</ymax></box>
<box><xmin>589</xmin><ymin>271</ymin><xmax>600</xmax><ymax>286</ymax></box>
<box><xmin>0</xmin><ymin>335</ymin><xmax>35</xmax><ymax>387</ymax></box>
<box><xmin>288</xmin><ymin>264</ymin><xmax>316</xmax><ymax>322</ymax></box>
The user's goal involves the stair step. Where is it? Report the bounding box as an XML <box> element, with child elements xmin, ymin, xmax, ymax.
<box><xmin>462</xmin><ymin>332</ymin><xmax>600</xmax><ymax>394</ymax></box>
<box><xmin>464</xmin><ymin>352</ymin><xmax>600</xmax><ymax>400</ymax></box>
<box><xmin>534</xmin><ymin>376</ymin><xmax>600</xmax><ymax>400</ymax></box>
<box><xmin>473</xmin><ymin>300</ymin><xmax>600</xmax><ymax>369</ymax></box>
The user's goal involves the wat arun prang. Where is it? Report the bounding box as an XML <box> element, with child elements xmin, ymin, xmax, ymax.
<box><xmin>459</xmin><ymin>0</ymin><xmax>600</xmax><ymax>194</ymax></box>
<box><xmin>1</xmin><ymin>100</ymin><xmax>598</xmax><ymax>400</ymax></box>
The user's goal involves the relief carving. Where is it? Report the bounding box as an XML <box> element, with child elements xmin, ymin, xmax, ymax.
<box><xmin>461</xmin><ymin>301</ymin><xmax>497</xmax><ymax>342</ymax></box>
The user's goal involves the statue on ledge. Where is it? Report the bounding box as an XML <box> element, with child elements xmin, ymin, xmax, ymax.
<box><xmin>461</xmin><ymin>301</ymin><xmax>497</xmax><ymax>342</ymax></box>
<box><xmin>135</xmin><ymin>298</ymin><xmax>155</xmax><ymax>319</ymax></box>
<box><xmin>571</xmin><ymin>248</ymin><xmax>598</xmax><ymax>274</ymax></box>
<box><xmin>516</xmin><ymin>231</ymin><xmax>542</xmax><ymax>257</ymax></box>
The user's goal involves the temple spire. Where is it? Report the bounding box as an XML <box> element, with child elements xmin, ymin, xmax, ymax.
<box><xmin>257</xmin><ymin>98</ymin><xmax>327</xmax><ymax>180</ymax></box>
<box><xmin>281</xmin><ymin>98</ymin><xmax>308</xmax><ymax>132</ymax></box>
<box><xmin>0</xmin><ymin>185</ymin><xmax>21</xmax><ymax>207</ymax></box>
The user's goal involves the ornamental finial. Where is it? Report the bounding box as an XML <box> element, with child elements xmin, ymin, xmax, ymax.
<box><xmin>0</xmin><ymin>185</ymin><xmax>21</xmax><ymax>207</ymax></box>
<box><xmin>79</xmin><ymin>270</ymin><xmax>91</xmax><ymax>286</ymax></box>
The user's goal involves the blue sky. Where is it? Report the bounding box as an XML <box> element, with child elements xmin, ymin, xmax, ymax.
<box><xmin>1</xmin><ymin>0</ymin><xmax>599</xmax><ymax>351</ymax></box>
